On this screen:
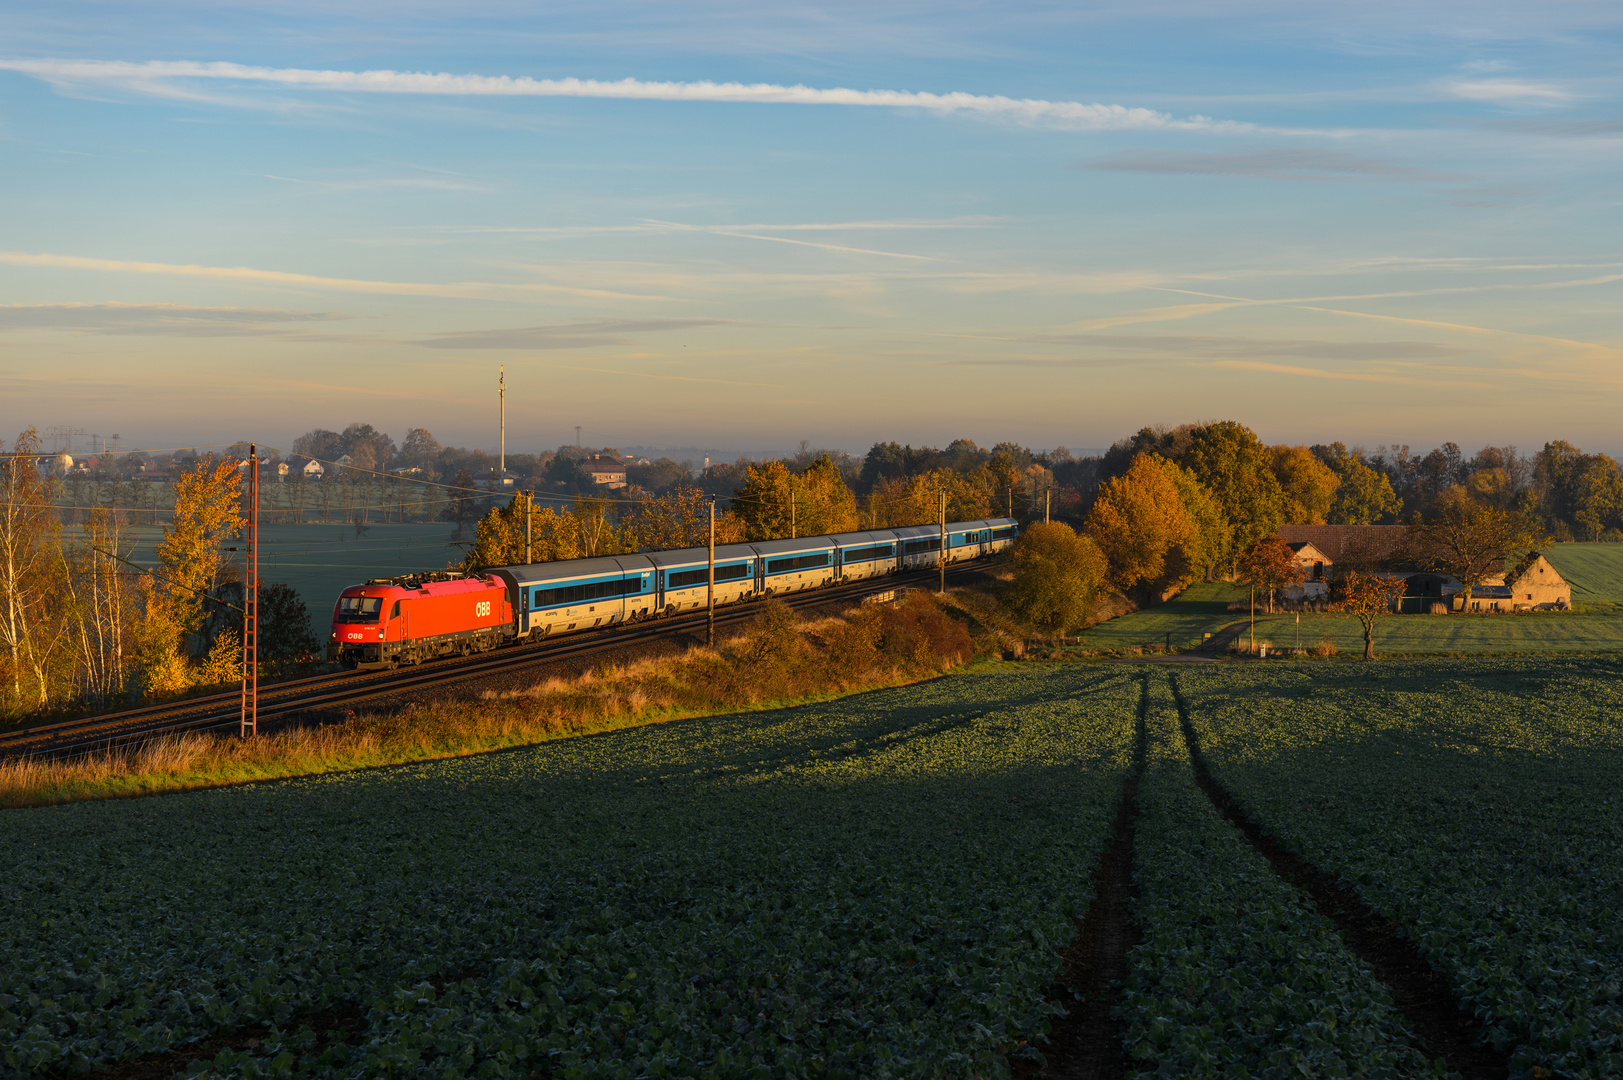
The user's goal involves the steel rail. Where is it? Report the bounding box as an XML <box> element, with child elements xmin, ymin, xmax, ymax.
<box><xmin>2</xmin><ymin>562</ymin><xmax>990</xmax><ymax>762</ymax></box>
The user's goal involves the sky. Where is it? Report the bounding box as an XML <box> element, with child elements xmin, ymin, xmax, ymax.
<box><xmin>2</xmin><ymin>1</ymin><xmax>1621</xmax><ymax>461</ymax></box>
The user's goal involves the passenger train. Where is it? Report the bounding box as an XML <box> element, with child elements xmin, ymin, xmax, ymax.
<box><xmin>328</xmin><ymin>518</ymin><xmax>1020</xmax><ymax>670</ymax></box>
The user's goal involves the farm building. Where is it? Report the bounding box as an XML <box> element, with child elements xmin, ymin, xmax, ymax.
<box><xmin>1274</xmin><ymin>524</ymin><xmax>1571</xmax><ymax>613</ymax></box>
<box><xmin>1282</xmin><ymin>540</ymin><xmax>1333</xmax><ymax>600</ymax></box>
<box><xmin>1274</xmin><ymin>524</ymin><xmax>1460</xmax><ymax>614</ymax></box>
<box><xmin>1465</xmin><ymin>553</ymin><xmax>1571</xmax><ymax>611</ymax></box>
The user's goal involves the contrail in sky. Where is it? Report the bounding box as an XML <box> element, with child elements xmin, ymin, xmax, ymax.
<box><xmin>0</xmin><ymin>58</ymin><xmax>1272</xmax><ymax>133</ymax></box>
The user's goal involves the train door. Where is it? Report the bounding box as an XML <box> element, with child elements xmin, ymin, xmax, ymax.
<box><xmin>834</xmin><ymin>547</ymin><xmax>843</xmax><ymax>580</ymax></box>
<box><xmin>755</xmin><ymin>558</ymin><xmax>766</xmax><ymax>595</ymax></box>
<box><xmin>655</xmin><ymin>571</ymin><xmax>666</xmax><ymax>611</ymax></box>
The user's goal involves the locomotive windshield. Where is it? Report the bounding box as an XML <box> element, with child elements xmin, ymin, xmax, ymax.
<box><xmin>335</xmin><ymin>595</ymin><xmax>384</xmax><ymax>623</ymax></box>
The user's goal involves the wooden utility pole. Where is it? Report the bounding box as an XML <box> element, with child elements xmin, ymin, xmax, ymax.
<box><xmin>707</xmin><ymin>499</ymin><xmax>716</xmax><ymax>648</ymax></box>
<box><xmin>1008</xmin><ymin>489</ymin><xmax>1012</xmax><ymax>518</ymax></box>
<box><xmin>938</xmin><ymin>491</ymin><xmax>947</xmax><ymax>595</ymax></box>
<box><xmin>1045</xmin><ymin>488</ymin><xmax>1050</xmax><ymax>524</ymax></box>
<box><xmin>789</xmin><ymin>479</ymin><xmax>797</xmax><ymax>540</ymax></box>
<box><xmin>240</xmin><ymin>444</ymin><xmax>259</xmax><ymax>738</ymax></box>
<box><xmin>498</xmin><ymin>366</ymin><xmax>506</xmax><ymax>483</ymax></box>
<box><xmin>525</xmin><ymin>490</ymin><xmax>533</xmax><ymax>564</ymax></box>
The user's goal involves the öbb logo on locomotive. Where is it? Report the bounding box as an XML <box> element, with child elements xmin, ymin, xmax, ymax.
<box><xmin>326</xmin><ymin>518</ymin><xmax>1019</xmax><ymax>670</ymax></box>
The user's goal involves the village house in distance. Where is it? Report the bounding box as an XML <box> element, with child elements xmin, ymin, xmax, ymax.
<box><xmin>1275</xmin><ymin>524</ymin><xmax>1571</xmax><ymax>613</ymax></box>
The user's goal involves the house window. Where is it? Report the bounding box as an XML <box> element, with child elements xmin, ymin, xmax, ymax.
<box><xmin>1526</xmin><ymin>593</ymin><xmax>1533</xmax><ymax>600</ymax></box>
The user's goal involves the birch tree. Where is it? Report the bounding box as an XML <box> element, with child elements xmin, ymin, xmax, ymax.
<box><xmin>0</xmin><ymin>428</ymin><xmax>66</xmax><ymax>710</ymax></box>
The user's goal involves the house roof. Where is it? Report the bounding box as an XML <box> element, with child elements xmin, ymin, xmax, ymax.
<box><xmin>1275</xmin><ymin>525</ymin><xmax>1414</xmax><ymax>567</ymax></box>
<box><xmin>1284</xmin><ymin>541</ymin><xmax>1332</xmax><ymax>563</ymax></box>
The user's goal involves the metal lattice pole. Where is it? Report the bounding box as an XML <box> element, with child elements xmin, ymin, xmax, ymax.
<box><xmin>707</xmin><ymin>499</ymin><xmax>716</xmax><ymax>648</ymax></box>
<box><xmin>241</xmin><ymin>445</ymin><xmax>259</xmax><ymax>738</ymax></box>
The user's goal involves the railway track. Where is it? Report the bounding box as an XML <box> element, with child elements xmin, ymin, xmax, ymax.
<box><xmin>0</xmin><ymin>563</ymin><xmax>991</xmax><ymax>762</ymax></box>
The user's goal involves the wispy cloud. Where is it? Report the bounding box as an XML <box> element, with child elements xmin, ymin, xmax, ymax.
<box><xmin>416</xmin><ymin>318</ymin><xmax>732</xmax><ymax>350</ymax></box>
<box><xmin>0</xmin><ymin>302</ymin><xmax>346</xmax><ymax>335</ymax></box>
<box><xmin>0</xmin><ymin>58</ymin><xmax>1275</xmax><ymax>133</ymax></box>
<box><xmin>1019</xmin><ymin>333</ymin><xmax>1463</xmax><ymax>362</ymax></box>
<box><xmin>264</xmin><ymin>173</ymin><xmax>485</xmax><ymax>193</ymax></box>
<box><xmin>1444</xmin><ymin>79</ymin><xmax>1571</xmax><ymax>104</ymax></box>
<box><xmin>1081</xmin><ymin>147</ymin><xmax>1453</xmax><ymax>182</ymax></box>
<box><xmin>1209</xmin><ymin>360</ymin><xmax>1447</xmax><ymax>386</ymax></box>
<box><xmin>0</xmin><ymin>251</ymin><xmax>675</xmax><ymax>302</ymax></box>
<box><xmin>425</xmin><ymin>216</ymin><xmax>1000</xmax><ymax>234</ymax></box>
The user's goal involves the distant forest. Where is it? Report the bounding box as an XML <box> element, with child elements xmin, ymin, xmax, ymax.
<box><xmin>55</xmin><ymin>420</ymin><xmax>1623</xmax><ymax>545</ymax></box>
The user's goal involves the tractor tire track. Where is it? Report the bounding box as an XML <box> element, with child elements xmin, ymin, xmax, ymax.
<box><xmin>1168</xmin><ymin>673</ymin><xmax>1510</xmax><ymax>1080</ymax></box>
<box><xmin>1024</xmin><ymin>675</ymin><xmax>1147</xmax><ymax>1079</ymax></box>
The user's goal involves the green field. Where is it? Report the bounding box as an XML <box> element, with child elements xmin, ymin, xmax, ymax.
<box><xmin>1238</xmin><ymin>607</ymin><xmax>1623</xmax><ymax>655</ymax></box>
<box><xmin>1082</xmin><ymin>543</ymin><xmax>1623</xmax><ymax>655</ymax></box>
<box><xmin>119</xmin><ymin>522</ymin><xmax>466</xmax><ymax>615</ymax></box>
<box><xmin>0</xmin><ymin>666</ymin><xmax>1136</xmax><ymax>1079</ymax></box>
<box><xmin>1177</xmin><ymin>660</ymin><xmax>1623</xmax><ymax>1079</ymax></box>
<box><xmin>7</xmin><ymin>660</ymin><xmax>1622</xmax><ymax>1077</ymax></box>
<box><xmin>1544</xmin><ymin>542</ymin><xmax>1623</xmax><ymax>606</ymax></box>
<box><xmin>1079</xmin><ymin>581</ymin><xmax>1249</xmax><ymax>650</ymax></box>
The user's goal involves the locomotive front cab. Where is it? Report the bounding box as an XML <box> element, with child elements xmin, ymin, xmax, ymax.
<box><xmin>328</xmin><ymin>587</ymin><xmax>402</xmax><ymax>668</ymax></box>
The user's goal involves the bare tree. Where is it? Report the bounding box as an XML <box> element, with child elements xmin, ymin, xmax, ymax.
<box><xmin>1410</xmin><ymin>486</ymin><xmax>1524</xmax><ymax>602</ymax></box>
<box><xmin>0</xmin><ymin>428</ymin><xmax>69</xmax><ymax>710</ymax></box>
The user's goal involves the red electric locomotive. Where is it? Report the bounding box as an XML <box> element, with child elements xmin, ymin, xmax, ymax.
<box><xmin>328</xmin><ymin>571</ymin><xmax>513</xmax><ymax>670</ymax></box>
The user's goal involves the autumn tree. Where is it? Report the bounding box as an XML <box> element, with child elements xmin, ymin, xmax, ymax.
<box><xmin>623</xmin><ymin>485</ymin><xmax>746</xmax><ymax>551</ymax></box>
<box><xmin>0</xmin><ymin>427</ymin><xmax>68</xmax><ymax>710</ymax></box>
<box><xmin>733</xmin><ymin>456</ymin><xmax>858</xmax><ymax>541</ymax></box>
<box><xmin>571</xmin><ymin>496</ymin><xmax>632</xmax><ymax>559</ymax></box>
<box><xmin>1317</xmin><ymin>443</ymin><xmax>1403</xmax><ymax>525</ymax></box>
<box><xmin>1339</xmin><ymin>570</ymin><xmax>1406</xmax><ymax>660</ymax></box>
<box><xmin>1271</xmin><ymin>445</ymin><xmax>1340</xmax><ymax>524</ymax></box>
<box><xmin>1237</xmin><ymin>536</ymin><xmax>1303</xmax><ymax>615</ymax></box>
<box><xmin>1003</xmin><ymin>522</ymin><xmax>1106</xmax><ymax>634</ymax></box>
<box><xmin>467</xmin><ymin>492</ymin><xmax>544</xmax><ymax>569</ymax></box>
<box><xmin>62</xmin><ymin>509</ymin><xmax>136</xmax><ymax>707</ymax></box>
<box><xmin>1409</xmin><ymin>486</ymin><xmax>1525</xmax><ymax>602</ymax></box>
<box><xmin>137</xmin><ymin>455</ymin><xmax>244</xmax><ymax>698</ymax></box>
<box><xmin>1086</xmin><ymin>453</ymin><xmax>1199</xmax><ymax>601</ymax></box>
<box><xmin>1175</xmin><ymin>421</ymin><xmax>1285</xmax><ymax>564</ymax></box>
<box><xmin>869</xmin><ymin>466</ymin><xmax>999</xmax><ymax>530</ymax></box>
<box><xmin>1159</xmin><ymin>457</ymin><xmax>1232</xmax><ymax>581</ymax></box>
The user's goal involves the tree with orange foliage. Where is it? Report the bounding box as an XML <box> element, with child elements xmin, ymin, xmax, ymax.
<box><xmin>623</xmin><ymin>484</ymin><xmax>747</xmax><ymax>551</ymax></box>
<box><xmin>1338</xmin><ymin>569</ymin><xmax>1407</xmax><ymax>661</ymax></box>
<box><xmin>1237</xmin><ymin>536</ymin><xmax>1303</xmax><ymax>615</ymax></box>
<box><xmin>136</xmin><ymin>455</ymin><xmax>245</xmax><ymax>696</ymax></box>
<box><xmin>1086</xmin><ymin>453</ymin><xmax>1219</xmax><ymax>600</ymax></box>
<box><xmin>1270</xmin><ymin>445</ymin><xmax>1340</xmax><ymax>524</ymax></box>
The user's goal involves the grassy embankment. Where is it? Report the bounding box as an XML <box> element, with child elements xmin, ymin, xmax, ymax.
<box><xmin>0</xmin><ymin>591</ymin><xmax>1005</xmax><ymax>810</ymax></box>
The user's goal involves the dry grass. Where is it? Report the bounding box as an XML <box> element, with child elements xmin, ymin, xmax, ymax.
<box><xmin>1</xmin><ymin>593</ymin><xmax>981</xmax><ymax>811</ymax></box>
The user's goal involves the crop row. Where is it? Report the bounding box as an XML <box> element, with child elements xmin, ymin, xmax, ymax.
<box><xmin>1178</xmin><ymin>659</ymin><xmax>1623</xmax><ymax>1080</ymax></box>
<box><xmin>1120</xmin><ymin>672</ymin><xmax>1438</xmax><ymax>1079</ymax></box>
<box><xmin>0</xmin><ymin>666</ymin><xmax>1136</xmax><ymax>1079</ymax></box>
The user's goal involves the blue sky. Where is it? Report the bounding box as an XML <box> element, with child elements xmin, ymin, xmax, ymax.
<box><xmin>2</xmin><ymin>1</ymin><xmax>1621</xmax><ymax>459</ymax></box>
